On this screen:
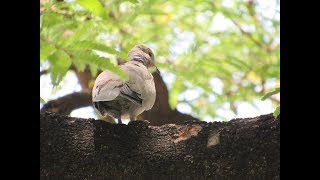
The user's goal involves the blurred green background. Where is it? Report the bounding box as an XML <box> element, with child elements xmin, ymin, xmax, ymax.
<box><xmin>40</xmin><ymin>0</ymin><xmax>280</xmax><ymax>121</ymax></box>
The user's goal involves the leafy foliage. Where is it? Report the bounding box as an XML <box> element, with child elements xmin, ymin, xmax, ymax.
<box><xmin>261</xmin><ymin>88</ymin><xmax>280</xmax><ymax>118</ymax></box>
<box><xmin>40</xmin><ymin>0</ymin><xmax>280</xmax><ymax>120</ymax></box>
<box><xmin>261</xmin><ymin>88</ymin><xmax>280</xmax><ymax>101</ymax></box>
<box><xmin>76</xmin><ymin>0</ymin><xmax>107</xmax><ymax>18</ymax></box>
<box><xmin>48</xmin><ymin>49</ymin><xmax>72</xmax><ymax>85</ymax></box>
<box><xmin>273</xmin><ymin>106</ymin><xmax>280</xmax><ymax>118</ymax></box>
<box><xmin>40</xmin><ymin>97</ymin><xmax>46</xmax><ymax>104</ymax></box>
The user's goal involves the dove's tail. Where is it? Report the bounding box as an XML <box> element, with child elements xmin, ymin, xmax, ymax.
<box><xmin>93</xmin><ymin>101</ymin><xmax>121</xmax><ymax>119</ymax></box>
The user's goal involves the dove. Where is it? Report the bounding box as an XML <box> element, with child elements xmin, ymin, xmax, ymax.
<box><xmin>92</xmin><ymin>45</ymin><xmax>158</xmax><ymax>124</ymax></box>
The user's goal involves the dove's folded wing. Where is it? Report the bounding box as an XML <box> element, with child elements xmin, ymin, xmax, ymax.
<box><xmin>119</xmin><ymin>83</ymin><xmax>143</xmax><ymax>105</ymax></box>
<box><xmin>122</xmin><ymin>61</ymin><xmax>156</xmax><ymax>110</ymax></box>
<box><xmin>92</xmin><ymin>71</ymin><xmax>123</xmax><ymax>102</ymax></box>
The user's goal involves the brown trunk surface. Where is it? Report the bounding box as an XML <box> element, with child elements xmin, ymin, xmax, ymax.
<box><xmin>40</xmin><ymin>112</ymin><xmax>279</xmax><ymax>179</ymax></box>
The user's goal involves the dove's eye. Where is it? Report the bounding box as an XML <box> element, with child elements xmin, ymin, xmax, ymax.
<box><xmin>148</xmin><ymin>51</ymin><xmax>153</xmax><ymax>58</ymax></box>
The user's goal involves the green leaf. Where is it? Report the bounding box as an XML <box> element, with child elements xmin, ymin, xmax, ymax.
<box><xmin>48</xmin><ymin>50</ymin><xmax>72</xmax><ymax>86</ymax></box>
<box><xmin>261</xmin><ymin>87</ymin><xmax>280</xmax><ymax>100</ymax></box>
<box><xmin>139</xmin><ymin>8</ymin><xmax>166</xmax><ymax>15</ymax></box>
<box><xmin>227</xmin><ymin>55</ymin><xmax>251</xmax><ymax>69</ymax></box>
<box><xmin>40</xmin><ymin>97</ymin><xmax>46</xmax><ymax>104</ymax></box>
<box><xmin>273</xmin><ymin>106</ymin><xmax>280</xmax><ymax>118</ymax></box>
<box><xmin>89</xmin><ymin>64</ymin><xmax>98</xmax><ymax>77</ymax></box>
<box><xmin>169</xmin><ymin>79</ymin><xmax>182</xmax><ymax>109</ymax></box>
<box><xmin>71</xmin><ymin>56</ymin><xmax>86</xmax><ymax>72</ymax></box>
<box><xmin>126</xmin><ymin>0</ymin><xmax>139</xmax><ymax>4</ymax></box>
<box><xmin>64</xmin><ymin>21</ymin><xmax>98</xmax><ymax>44</ymax></box>
<box><xmin>76</xmin><ymin>0</ymin><xmax>107</xmax><ymax>18</ymax></box>
<box><xmin>40</xmin><ymin>40</ymin><xmax>56</xmax><ymax>62</ymax></box>
<box><xmin>69</xmin><ymin>41</ymin><xmax>127</xmax><ymax>59</ymax></box>
<box><xmin>41</xmin><ymin>13</ymin><xmax>64</xmax><ymax>28</ymax></box>
<box><xmin>74</xmin><ymin>51</ymin><xmax>128</xmax><ymax>80</ymax></box>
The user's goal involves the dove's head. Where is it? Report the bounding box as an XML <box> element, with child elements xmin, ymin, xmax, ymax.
<box><xmin>128</xmin><ymin>45</ymin><xmax>159</xmax><ymax>74</ymax></box>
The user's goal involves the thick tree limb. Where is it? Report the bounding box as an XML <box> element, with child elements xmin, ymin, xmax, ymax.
<box><xmin>40</xmin><ymin>112</ymin><xmax>279</xmax><ymax>179</ymax></box>
<box><xmin>40</xmin><ymin>92</ymin><xmax>92</xmax><ymax>115</ymax></box>
<box><xmin>73</xmin><ymin>65</ymin><xmax>94</xmax><ymax>91</ymax></box>
<box><xmin>40</xmin><ymin>70</ymin><xmax>48</xmax><ymax>76</ymax></box>
<box><xmin>141</xmin><ymin>72</ymin><xmax>198</xmax><ymax>125</ymax></box>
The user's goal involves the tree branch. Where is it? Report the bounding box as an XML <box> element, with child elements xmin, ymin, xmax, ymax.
<box><xmin>40</xmin><ymin>112</ymin><xmax>280</xmax><ymax>179</ymax></box>
<box><xmin>140</xmin><ymin>72</ymin><xmax>199</xmax><ymax>125</ymax></box>
<box><xmin>40</xmin><ymin>92</ymin><xmax>92</xmax><ymax>115</ymax></box>
<box><xmin>230</xmin><ymin>19</ymin><xmax>266</xmax><ymax>50</ymax></box>
<box><xmin>40</xmin><ymin>70</ymin><xmax>48</xmax><ymax>76</ymax></box>
<box><xmin>74</xmin><ymin>66</ymin><xmax>93</xmax><ymax>91</ymax></box>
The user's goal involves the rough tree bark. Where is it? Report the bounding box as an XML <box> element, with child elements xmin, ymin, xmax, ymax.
<box><xmin>40</xmin><ymin>112</ymin><xmax>279</xmax><ymax>179</ymax></box>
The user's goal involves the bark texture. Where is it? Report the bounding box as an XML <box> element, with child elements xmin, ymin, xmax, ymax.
<box><xmin>40</xmin><ymin>112</ymin><xmax>279</xmax><ymax>179</ymax></box>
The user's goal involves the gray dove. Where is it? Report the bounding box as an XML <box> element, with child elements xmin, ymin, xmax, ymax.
<box><xmin>92</xmin><ymin>45</ymin><xmax>158</xmax><ymax>124</ymax></box>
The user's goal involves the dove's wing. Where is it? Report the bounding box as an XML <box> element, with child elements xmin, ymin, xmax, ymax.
<box><xmin>121</xmin><ymin>61</ymin><xmax>156</xmax><ymax>110</ymax></box>
<box><xmin>92</xmin><ymin>67</ymin><xmax>143</xmax><ymax>106</ymax></box>
<box><xmin>119</xmin><ymin>83</ymin><xmax>143</xmax><ymax>105</ymax></box>
<box><xmin>92</xmin><ymin>71</ymin><xmax>123</xmax><ymax>102</ymax></box>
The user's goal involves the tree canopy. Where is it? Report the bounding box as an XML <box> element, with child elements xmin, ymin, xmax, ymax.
<box><xmin>40</xmin><ymin>0</ymin><xmax>280</xmax><ymax>121</ymax></box>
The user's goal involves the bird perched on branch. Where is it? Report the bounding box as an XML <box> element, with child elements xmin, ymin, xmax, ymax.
<box><xmin>92</xmin><ymin>45</ymin><xmax>158</xmax><ymax>124</ymax></box>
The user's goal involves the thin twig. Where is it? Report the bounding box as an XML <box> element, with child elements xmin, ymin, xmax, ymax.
<box><xmin>230</xmin><ymin>19</ymin><xmax>266</xmax><ymax>50</ymax></box>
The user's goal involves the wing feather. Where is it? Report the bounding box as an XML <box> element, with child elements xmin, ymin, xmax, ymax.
<box><xmin>119</xmin><ymin>83</ymin><xmax>142</xmax><ymax>105</ymax></box>
<box><xmin>92</xmin><ymin>71</ymin><xmax>123</xmax><ymax>102</ymax></box>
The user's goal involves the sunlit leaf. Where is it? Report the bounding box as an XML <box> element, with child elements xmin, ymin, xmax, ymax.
<box><xmin>40</xmin><ymin>40</ymin><xmax>56</xmax><ymax>62</ymax></box>
<box><xmin>273</xmin><ymin>106</ymin><xmax>280</xmax><ymax>118</ymax></box>
<box><xmin>261</xmin><ymin>88</ymin><xmax>280</xmax><ymax>101</ymax></box>
<box><xmin>247</xmin><ymin>71</ymin><xmax>261</xmax><ymax>84</ymax></box>
<box><xmin>69</xmin><ymin>41</ymin><xmax>127</xmax><ymax>59</ymax></box>
<box><xmin>71</xmin><ymin>56</ymin><xmax>86</xmax><ymax>72</ymax></box>
<box><xmin>125</xmin><ymin>0</ymin><xmax>139</xmax><ymax>4</ymax></box>
<box><xmin>41</xmin><ymin>13</ymin><xmax>64</xmax><ymax>28</ymax></box>
<box><xmin>89</xmin><ymin>64</ymin><xmax>98</xmax><ymax>77</ymax></box>
<box><xmin>74</xmin><ymin>51</ymin><xmax>128</xmax><ymax>80</ymax></box>
<box><xmin>48</xmin><ymin>50</ymin><xmax>72</xmax><ymax>86</ymax></box>
<box><xmin>169</xmin><ymin>80</ymin><xmax>183</xmax><ymax>109</ymax></box>
<box><xmin>139</xmin><ymin>8</ymin><xmax>167</xmax><ymax>15</ymax></box>
<box><xmin>40</xmin><ymin>97</ymin><xmax>46</xmax><ymax>104</ymax></box>
<box><xmin>76</xmin><ymin>0</ymin><xmax>107</xmax><ymax>18</ymax></box>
